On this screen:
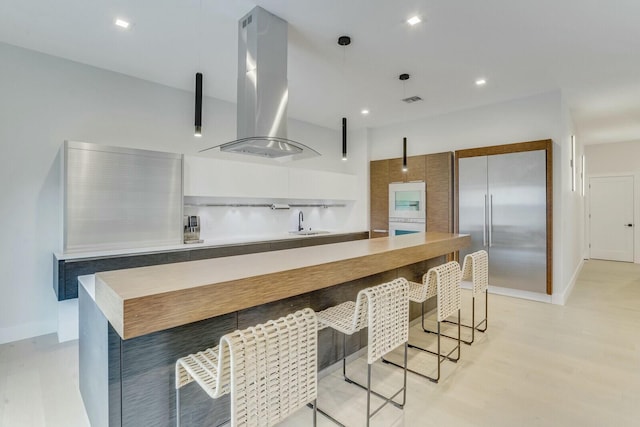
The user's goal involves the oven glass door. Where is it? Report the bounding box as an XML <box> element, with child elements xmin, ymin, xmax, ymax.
<box><xmin>394</xmin><ymin>190</ymin><xmax>422</xmax><ymax>211</ymax></box>
<box><xmin>389</xmin><ymin>221</ymin><xmax>425</xmax><ymax>236</ymax></box>
<box><xmin>389</xmin><ymin>182</ymin><xmax>426</xmax><ymax>220</ymax></box>
<box><xmin>394</xmin><ymin>228</ymin><xmax>419</xmax><ymax>236</ymax></box>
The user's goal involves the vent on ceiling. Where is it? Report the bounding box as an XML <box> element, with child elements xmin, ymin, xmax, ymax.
<box><xmin>402</xmin><ymin>96</ymin><xmax>423</xmax><ymax>103</ymax></box>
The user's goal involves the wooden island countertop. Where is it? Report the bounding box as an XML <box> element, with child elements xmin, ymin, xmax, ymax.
<box><xmin>95</xmin><ymin>232</ymin><xmax>470</xmax><ymax>339</ymax></box>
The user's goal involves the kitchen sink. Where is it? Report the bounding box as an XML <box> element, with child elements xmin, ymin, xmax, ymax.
<box><xmin>288</xmin><ymin>230</ymin><xmax>330</xmax><ymax>236</ymax></box>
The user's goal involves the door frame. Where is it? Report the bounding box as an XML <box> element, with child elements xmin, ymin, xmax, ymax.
<box><xmin>586</xmin><ymin>173</ymin><xmax>636</xmax><ymax>262</ymax></box>
<box><xmin>455</xmin><ymin>139</ymin><xmax>553</xmax><ymax>295</ymax></box>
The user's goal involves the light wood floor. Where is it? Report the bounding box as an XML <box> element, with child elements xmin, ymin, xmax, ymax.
<box><xmin>2</xmin><ymin>260</ymin><xmax>639</xmax><ymax>426</ymax></box>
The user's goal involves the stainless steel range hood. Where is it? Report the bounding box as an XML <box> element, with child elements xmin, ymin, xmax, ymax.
<box><xmin>202</xmin><ymin>7</ymin><xmax>320</xmax><ymax>160</ymax></box>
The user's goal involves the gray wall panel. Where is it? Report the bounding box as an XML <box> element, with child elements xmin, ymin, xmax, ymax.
<box><xmin>107</xmin><ymin>325</ymin><xmax>122</xmax><ymax>427</ymax></box>
<box><xmin>120</xmin><ymin>313</ymin><xmax>237</xmax><ymax>427</ymax></box>
<box><xmin>79</xmin><ymin>284</ymin><xmax>109</xmax><ymax>427</ymax></box>
<box><xmin>237</xmin><ymin>294</ymin><xmax>311</xmax><ymax>329</ymax></box>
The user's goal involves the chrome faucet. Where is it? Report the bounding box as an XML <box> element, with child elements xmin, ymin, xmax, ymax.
<box><xmin>298</xmin><ymin>211</ymin><xmax>304</xmax><ymax>231</ymax></box>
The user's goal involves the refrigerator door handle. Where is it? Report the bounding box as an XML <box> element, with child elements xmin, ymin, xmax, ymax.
<box><xmin>489</xmin><ymin>194</ymin><xmax>493</xmax><ymax>247</ymax></box>
<box><xmin>483</xmin><ymin>194</ymin><xmax>488</xmax><ymax>246</ymax></box>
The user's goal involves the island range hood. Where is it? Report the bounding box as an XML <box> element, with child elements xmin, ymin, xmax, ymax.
<box><xmin>202</xmin><ymin>7</ymin><xmax>320</xmax><ymax>160</ymax></box>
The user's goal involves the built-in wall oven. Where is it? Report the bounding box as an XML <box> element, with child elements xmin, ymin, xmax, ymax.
<box><xmin>389</xmin><ymin>219</ymin><xmax>425</xmax><ymax>235</ymax></box>
<box><xmin>388</xmin><ymin>182</ymin><xmax>426</xmax><ymax>236</ymax></box>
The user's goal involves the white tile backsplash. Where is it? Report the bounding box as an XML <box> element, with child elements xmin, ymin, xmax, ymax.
<box><xmin>184</xmin><ymin>202</ymin><xmax>355</xmax><ymax>241</ymax></box>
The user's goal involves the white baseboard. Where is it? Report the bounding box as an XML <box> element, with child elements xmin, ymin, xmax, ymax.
<box><xmin>551</xmin><ymin>258</ymin><xmax>585</xmax><ymax>306</ymax></box>
<box><xmin>463</xmin><ymin>279</ymin><xmax>574</xmax><ymax>305</ymax></box>
<box><xmin>0</xmin><ymin>321</ymin><xmax>56</xmax><ymax>345</ymax></box>
<box><xmin>487</xmin><ymin>285</ymin><xmax>553</xmax><ymax>303</ymax></box>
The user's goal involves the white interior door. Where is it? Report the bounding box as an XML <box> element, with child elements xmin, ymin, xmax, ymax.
<box><xmin>589</xmin><ymin>176</ymin><xmax>634</xmax><ymax>262</ymax></box>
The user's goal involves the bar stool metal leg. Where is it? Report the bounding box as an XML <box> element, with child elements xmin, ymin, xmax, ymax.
<box><xmin>341</xmin><ymin>332</ymin><xmax>408</xmax><ymax>410</ymax></box>
<box><xmin>393</xmin><ymin>309</ymin><xmax>460</xmax><ymax>383</ymax></box>
<box><xmin>439</xmin><ymin>250</ymin><xmax>489</xmax><ymax>344</ymax></box>
<box><xmin>384</xmin><ymin>262</ymin><xmax>462</xmax><ymax>383</ymax></box>
<box><xmin>416</xmin><ymin>301</ymin><xmax>461</xmax><ymax>361</ymax></box>
<box><xmin>476</xmin><ymin>289</ymin><xmax>488</xmax><ymax>332</ymax></box>
<box><xmin>316</xmin><ymin>279</ymin><xmax>410</xmax><ymax>425</ymax></box>
<box><xmin>441</xmin><ymin>291</ymin><xmax>488</xmax><ymax>344</ymax></box>
<box><xmin>176</xmin><ymin>386</ymin><xmax>180</xmax><ymax>427</ymax></box>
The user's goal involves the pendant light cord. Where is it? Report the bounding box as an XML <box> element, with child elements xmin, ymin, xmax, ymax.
<box><xmin>198</xmin><ymin>0</ymin><xmax>202</xmax><ymax>70</ymax></box>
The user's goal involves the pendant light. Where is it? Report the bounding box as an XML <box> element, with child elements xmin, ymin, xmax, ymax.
<box><xmin>402</xmin><ymin>137</ymin><xmax>408</xmax><ymax>172</ymax></box>
<box><xmin>193</xmin><ymin>0</ymin><xmax>203</xmax><ymax>138</ymax></box>
<box><xmin>399</xmin><ymin>73</ymin><xmax>410</xmax><ymax>173</ymax></box>
<box><xmin>194</xmin><ymin>72</ymin><xmax>203</xmax><ymax>137</ymax></box>
<box><xmin>342</xmin><ymin>117</ymin><xmax>347</xmax><ymax>160</ymax></box>
<box><xmin>338</xmin><ymin>35</ymin><xmax>351</xmax><ymax>161</ymax></box>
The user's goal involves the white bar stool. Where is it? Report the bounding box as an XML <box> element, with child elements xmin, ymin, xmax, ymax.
<box><xmin>315</xmin><ymin>278</ymin><xmax>410</xmax><ymax>427</ymax></box>
<box><xmin>175</xmin><ymin>308</ymin><xmax>318</xmax><ymax>427</ymax></box>
<box><xmin>385</xmin><ymin>261</ymin><xmax>461</xmax><ymax>383</ymax></box>
<box><xmin>443</xmin><ymin>250</ymin><xmax>489</xmax><ymax>344</ymax></box>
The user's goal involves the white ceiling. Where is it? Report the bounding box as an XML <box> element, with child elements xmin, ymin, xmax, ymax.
<box><xmin>2</xmin><ymin>0</ymin><xmax>640</xmax><ymax>145</ymax></box>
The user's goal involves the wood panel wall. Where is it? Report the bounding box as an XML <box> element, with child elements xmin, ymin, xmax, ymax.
<box><xmin>370</xmin><ymin>160</ymin><xmax>389</xmax><ymax>238</ymax></box>
<box><xmin>389</xmin><ymin>156</ymin><xmax>426</xmax><ymax>183</ymax></box>
<box><xmin>427</xmin><ymin>152</ymin><xmax>453</xmax><ymax>233</ymax></box>
<box><xmin>370</xmin><ymin>152</ymin><xmax>454</xmax><ymax>237</ymax></box>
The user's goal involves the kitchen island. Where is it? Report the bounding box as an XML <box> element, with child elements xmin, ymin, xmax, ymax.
<box><xmin>79</xmin><ymin>232</ymin><xmax>470</xmax><ymax>427</ymax></box>
<box><xmin>55</xmin><ymin>231</ymin><xmax>369</xmax><ymax>300</ymax></box>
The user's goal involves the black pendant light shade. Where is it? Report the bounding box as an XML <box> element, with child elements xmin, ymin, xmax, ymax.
<box><xmin>342</xmin><ymin>117</ymin><xmax>347</xmax><ymax>160</ymax></box>
<box><xmin>402</xmin><ymin>137</ymin><xmax>408</xmax><ymax>172</ymax></box>
<box><xmin>194</xmin><ymin>72</ymin><xmax>203</xmax><ymax>137</ymax></box>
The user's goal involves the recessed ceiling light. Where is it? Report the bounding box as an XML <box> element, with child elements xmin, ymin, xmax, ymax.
<box><xmin>115</xmin><ymin>19</ymin><xmax>130</xmax><ymax>29</ymax></box>
<box><xmin>475</xmin><ymin>78</ymin><xmax>487</xmax><ymax>86</ymax></box>
<box><xmin>407</xmin><ymin>16</ymin><xmax>422</xmax><ymax>26</ymax></box>
<box><xmin>361</xmin><ymin>109</ymin><xmax>370</xmax><ymax>115</ymax></box>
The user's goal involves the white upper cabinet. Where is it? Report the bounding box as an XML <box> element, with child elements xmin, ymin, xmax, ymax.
<box><xmin>184</xmin><ymin>155</ymin><xmax>357</xmax><ymax>200</ymax></box>
<box><xmin>288</xmin><ymin>168</ymin><xmax>357</xmax><ymax>200</ymax></box>
<box><xmin>184</xmin><ymin>156</ymin><xmax>289</xmax><ymax>199</ymax></box>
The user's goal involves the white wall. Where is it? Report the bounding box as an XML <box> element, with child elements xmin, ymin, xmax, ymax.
<box><xmin>370</xmin><ymin>91</ymin><xmax>564</xmax><ymax>159</ymax></box>
<box><xmin>586</xmin><ymin>140</ymin><xmax>640</xmax><ymax>172</ymax></box>
<box><xmin>556</xmin><ymin>92</ymin><xmax>585</xmax><ymax>303</ymax></box>
<box><xmin>585</xmin><ymin>140</ymin><xmax>640</xmax><ymax>263</ymax></box>
<box><xmin>368</xmin><ymin>90</ymin><xmax>584</xmax><ymax>303</ymax></box>
<box><xmin>0</xmin><ymin>42</ymin><xmax>367</xmax><ymax>344</ymax></box>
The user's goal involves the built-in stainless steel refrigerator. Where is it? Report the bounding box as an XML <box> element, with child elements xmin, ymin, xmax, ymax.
<box><xmin>458</xmin><ymin>150</ymin><xmax>547</xmax><ymax>294</ymax></box>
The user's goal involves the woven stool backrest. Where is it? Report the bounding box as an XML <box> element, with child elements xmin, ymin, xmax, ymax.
<box><xmin>349</xmin><ymin>287</ymin><xmax>371</xmax><ymax>333</ymax></box>
<box><xmin>425</xmin><ymin>262</ymin><xmax>462</xmax><ymax>322</ymax></box>
<box><xmin>417</xmin><ymin>269</ymin><xmax>439</xmax><ymax>302</ymax></box>
<box><xmin>225</xmin><ymin>308</ymin><xmax>318</xmax><ymax>427</ymax></box>
<box><xmin>462</xmin><ymin>250</ymin><xmax>489</xmax><ymax>295</ymax></box>
<box><xmin>175</xmin><ymin>341</ymin><xmax>233</xmax><ymax>400</ymax></box>
<box><xmin>359</xmin><ymin>278</ymin><xmax>410</xmax><ymax>364</ymax></box>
